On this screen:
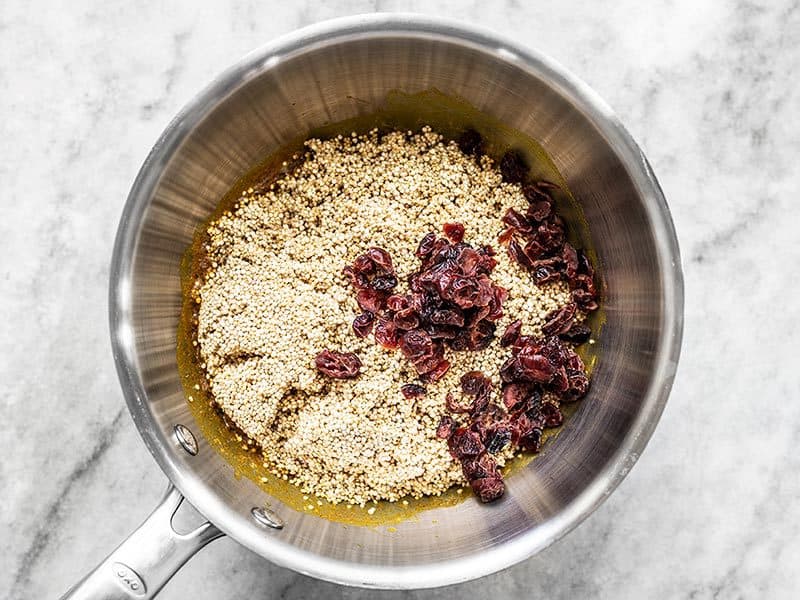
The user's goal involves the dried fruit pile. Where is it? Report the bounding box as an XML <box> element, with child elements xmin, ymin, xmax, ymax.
<box><xmin>335</xmin><ymin>226</ymin><xmax>506</xmax><ymax>384</ymax></box>
<box><xmin>498</xmin><ymin>151</ymin><xmax>599</xmax><ymax>312</ymax></box>
<box><xmin>438</xmin><ymin>333</ymin><xmax>590</xmax><ymax>501</ymax></box>
<box><xmin>437</xmin><ymin>148</ymin><xmax>598</xmax><ymax>502</ymax></box>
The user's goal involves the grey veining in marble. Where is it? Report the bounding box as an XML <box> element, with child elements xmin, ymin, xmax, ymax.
<box><xmin>1</xmin><ymin>1</ymin><xmax>799</xmax><ymax>598</ymax></box>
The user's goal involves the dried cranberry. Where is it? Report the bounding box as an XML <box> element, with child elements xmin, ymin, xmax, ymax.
<box><xmin>449</xmin><ymin>277</ymin><xmax>480</xmax><ymax>308</ymax></box>
<box><xmin>559</xmin><ymin>322</ymin><xmax>592</xmax><ymax>344</ymax></box>
<box><xmin>371</xmin><ymin>274</ymin><xmax>398</xmax><ymax>292</ymax></box>
<box><xmin>427</xmin><ymin>238</ymin><xmax>453</xmax><ymax>264</ymax></box>
<box><xmin>500</xmin><ymin>319</ymin><xmax>522</xmax><ymax>347</ymax></box>
<box><xmin>487</xmin><ymin>286</ymin><xmax>507</xmax><ymax>320</ymax></box>
<box><xmin>498</xmin><ymin>227</ymin><xmax>515</xmax><ymax>245</ymax></box>
<box><xmin>352</xmin><ymin>254</ymin><xmax>376</xmax><ymax>275</ymax></box>
<box><xmin>499</xmin><ymin>354</ymin><xmax>521</xmax><ymax>383</ymax></box>
<box><xmin>522</xmin><ymin>387</ymin><xmax>543</xmax><ymax>415</ymax></box>
<box><xmin>502</xmin><ymin>208</ymin><xmax>533</xmax><ymax>233</ymax></box>
<box><xmin>400</xmin><ymin>383</ymin><xmax>426</xmax><ymax>399</ymax></box>
<box><xmin>420</xmin><ymin>359</ymin><xmax>450</xmax><ymax>383</ymax></box>
<box><xmin>572</xmin><ymin>289</ymin><xmax>599</xmax><ymax>312</ymax></box>
<box><xmin>464</xmin><ymin>320</ymin><xmax>496</xmax><ymax>351</ymax></box>
<box><xmin>508</xmin><ymin>384</ymin><xmax>542</xmax><ymax>415</ymax></box>
<box><xmin>478</xmin><ymin>244</ymin><xmax>496</xmax><ymax>257</ymax></box>
<box><xmin>561</xmin><ymin>243</ymin><xmax>579</xmax><ymax>280</ymax></box>
<box><xmin>400</xmin><ymin>329</ymin><xmax>433</xmax><ymax>361</ymax></box>
<box><xmin>509</xmin><ymin>410</ymin><xmax>533</xmax><ymax>440</ymax></box>
<box><xmin>393</xmin><ymin>308</ymin><xmax>420</xmax><ymax>330</ymax></box>
<box><xmin>486</xmin><ymin>428</ymin><xmax>512</xmax><ymax>454</ymax></box>
<box><xmin>500</xmin><ymin>150</ymin><xmax>528</xmax><ymax>183</ymax></box>
<box><xmin>427</xmin><ymin>325</ymin><xmax>459</xmax><ymax>340</ymax></box>
<box><xmin>467</xmin><ymin>420</ymin><xmax>487</xmax><ymax>445</ymax></box>
<box><xmin>522</xmin><ymin>182</ymin><xmax>553</xmax><ymax>204</ymax></box>
<box><xmin>539</xmin><ymin>402</ymin><xmax>563</xmax><ymax>427</ymax></box>
<box><xmin>386</xmin><ymin>294</ymin><xmax>410</xmax><ymax>311</ymax></box>
<box><xmin>352</xmin><ymin>312</ymin><xmax>375</xmax><ymax>338</ymax></box>
<box><xmin>460</xmin><ymin>371</ymin><xmax>492</xmax><ymax>398</ymax></box>
<box><xmin>457</xmin><ymin>128</ymin><xmax>484</xmax><ymax>156</ymax></box>
<box><xmin>458</xmin><ymin>371</ymin><xmax>492</xmax><ymax>415</ymax></box>
<box><xmin>429</xmin><ymin>308</ymin><xmax>464</xmax><ymax>327</ymax></box>
<box><xmin>577</xmin><ymin>249</ymin><xmax>594</xmax><ymax>276</ymax></box>
<box><xmin>532</xmin><ymin>222</ymin><xmax>563</xmax><ymax>255</ymax></box>
<box><xmin>366</xmin><ymin>247</ymin><xmax>394</xmax><ymax>273</ymax></box>
<box><xmin>443</xmin><ymin>222</ymin><xmax>465</xmax><ymax>243</ymax></box>
<box><xmin>456</xmin><ymin>247</ymin><xmax>481</xmax><ymax>276</ymax></box>
<box><xmin>509</xmin><ymin>344</ymin><xmax>556</xmax><ymax>383</ymax></box>
<box><xmin>566</xmin><ymin>349</ymin><xmax>585</xmax><ymax>372</ymax></box>
<box><xmin>471</xmin><ymin>391</ymin><xmax>490</xmax><ymax>416</ymax></box>
<box><xmin>373</xmin><ymin>318</ymin><xmax>400</xmax><ymax>349</ymax></box>
<box><xmin>314</xmin><ymin>350</ymin><xmax>362</xmax><ymax>379</ymax></box>
<box><xmin>508</xmin><ymin>238</ymin><xmax>533</xmax><ymax>269</ymax></box>
<box><xmin>549</xmin><ymin>366</ymin><xmax>569</xmax><ymax>394</ymax></box>
<box><xmin>564</xmin><ymin>371</ymin><xmax>590</xmax><ymax>401</ymax></box>
<box><xmin>436</xmin><ymin>414</ymin><xmax>457</xmax><ymax>439</ymax></box>
<box><xmin>445</xmin><ymin>392</ymin><xmax>471</xmax><ymax>414</ymax></box>
<box><xmin>501</xmin><ymin>383</ymin><xmax>526</xmax><ymax>412</ymax></box>
<box><xmin>356</xmin><ymin>289</ymin><xmax>386</xmax><ymax>313</ymax></box>
<box><xmin>533</xmin><ymin>264</ymin><xmax>560</xmax><ymax>284</ymax></box>
<box><xmin>533</xmin><ymin>256</ymin><xmax>563</xmax><ymax>272</ymax></box>
<box><xmin>526</xmin><ymin>354</ymin><xmax>557</xmax><ymax>383</ymax></box>
<box><xmin>518</xmin><ymin>427</ymin><xmax>543</xmax><ymax>452</ymax></box>
<box><xmin>342</xmin><ymin>265</ymin><xmax>369</xmax><ymax>289</ymax></box>
<box><xmin>570</xmin><ymin>272</ymin><xmax>596</xmax><ymax>293</ymax></box>
<box><xmin>471</xmin><ymin>475</ymin><xmax>505</xmax><ymax>503</ymax></box>
<box><xmin>471</xmin><ymin>403</ymin><xmax>504</xmax><ymax>434</ymax></box>
<box><xmin>510</xmin><ymin>334</ymin><xmax>536</xmax><ymax>355</ymax></box>
<box><xmin>527</xmin><ymin>200</ymin><xmax>553</xmax><ymax>222</ymax></box>
<box><xmin>462</xmin><ymin>453</ymin><xmax>495</xmax><ymax>479</ymax></box>
<box><xmin>448</xmin><ymin>428</ymin><xmax>484</xmax><ymax>459</ymax></box>
<box><xmin>413</xmin><ymin>348</ymin><xmax>446</xmax><ymax>376</ymax></box>
<box><xmin>539</xmin><ymin>335</ymin><xmax>570</xmax><ymax>367</ymax></box>
<box><xmin>416</xmin><ymin>232</ymin><xmax>437</xmax><ymax>258</ymax></box>
<box><xmin>571</xmin><ymin>273</ymin><xmax>599</xmax><ymax>311</ymax></box>
<box><xmin>448</xmin><ymin>333</ymin><xmax>469</xmax><ymax>352</ymax></box>
<box><xmin>523</xmin><ymin>239</ymin><xmax>546</xmax><ymax>263</ymax></box>
<box><xmin>541</xmin><ymin>302</ymin><xmax>578</xmax><ymax>337</ymax></box>
<box><xmin>346</xmin><ymin>246</ymin><xmax>399</xmax><ymax>311</ymax></box>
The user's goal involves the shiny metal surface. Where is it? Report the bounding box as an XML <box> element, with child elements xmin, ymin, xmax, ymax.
<box><xmin>251</xmin><ymin>507</ymin><xmax>286</xmax><ymax>530</ymax></box>
<box><xmin>105</xmin><ymin>13</ymin><xmax>683</xmax><ymax>590</ymax></box>
<box><xmin>60</xmin><ymin>486</ymin><xmax>222</xmax><ymax>600</ymax></box>
<box><xmin>172</xmin><ymin>424</ymin><xmax>197</xmax><ymax>456</ymax></box>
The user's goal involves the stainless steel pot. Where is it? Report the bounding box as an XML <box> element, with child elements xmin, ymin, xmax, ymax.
<box><xmin>62</xmin><ymin>13</ymin><xmax>683</xmax><ymax>599</ymax></box>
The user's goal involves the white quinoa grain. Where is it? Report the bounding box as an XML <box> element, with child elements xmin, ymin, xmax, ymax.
<box><xmin>195</xmin><ymin>128</ymin><xmax>573</xmax><ymax>505</ymax></box>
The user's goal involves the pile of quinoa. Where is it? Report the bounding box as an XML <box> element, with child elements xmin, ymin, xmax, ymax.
<box><xmin>194</xmin><ymin>128</ymin><xmax>575</xmax><ymax>506</ymax></box>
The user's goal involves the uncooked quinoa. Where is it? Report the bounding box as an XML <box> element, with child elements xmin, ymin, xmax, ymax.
<box><xmin>193</xmin><ymin>127</ymin><xmax>591</xmax><ymax>506</ymax></box>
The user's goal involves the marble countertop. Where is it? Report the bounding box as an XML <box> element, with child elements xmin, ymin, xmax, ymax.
<box><xmin>2</xmin><ymin>1</ymin><xmax>799</xmax><ymax>598</ymax></box>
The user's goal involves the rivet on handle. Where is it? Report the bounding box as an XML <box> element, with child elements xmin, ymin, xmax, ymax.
<box><xmin>251</xmin><ymin>506</ymin><xmax>284</xmax><ymax>530</ymax></box>
<box><xmin>173</xmin><ymin>424</ymin><xmax>198</xmax><ymax>456</ymax></box>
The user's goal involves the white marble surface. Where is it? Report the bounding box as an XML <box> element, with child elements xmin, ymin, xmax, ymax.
<box><xmin>2</xmin><ymin>0</ymin><xmax>799</xmax><ymax>598</ymax></box>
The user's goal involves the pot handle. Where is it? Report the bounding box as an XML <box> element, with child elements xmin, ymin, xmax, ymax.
<box><xmin>60</xmin><ymin>484</ymin><xmax>224</xmax><ymax>600</ymax></box>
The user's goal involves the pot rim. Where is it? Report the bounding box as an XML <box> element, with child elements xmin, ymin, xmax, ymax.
<box><xmin>109</xmin><ymin>12</ymin><xmax>684</xmax><ymax>589</ymax></box>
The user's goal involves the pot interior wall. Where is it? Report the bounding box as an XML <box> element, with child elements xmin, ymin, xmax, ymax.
<box><xmin>124</xmin><ymin>29</ymin><xmax>671</xmax><ymax>576</ymax></box>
